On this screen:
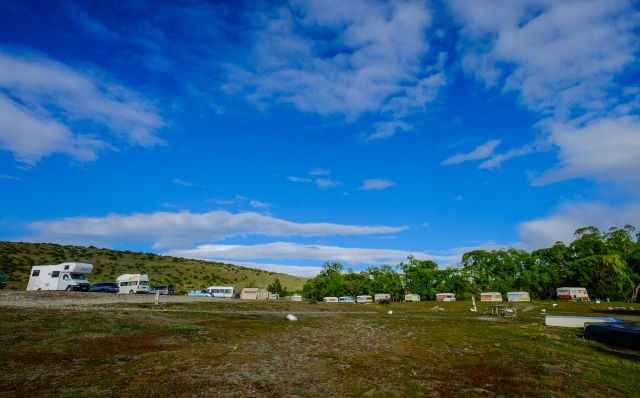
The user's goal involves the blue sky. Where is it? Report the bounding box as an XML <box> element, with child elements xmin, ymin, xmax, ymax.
<box><xmin>1</xmin><ymin>0</ymin><xmax>639</xmax><ymax>278</ymax></box>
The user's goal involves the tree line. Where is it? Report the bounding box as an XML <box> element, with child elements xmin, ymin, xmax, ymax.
<box><xmin>302</xmin><ymin>225</ymin><xmax>640</xmax><ymax>302</ymax></box>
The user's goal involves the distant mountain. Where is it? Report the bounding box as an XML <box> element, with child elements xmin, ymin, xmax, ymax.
<box><xmin>0</xmin><ymin>241</ymin><xmax>308</xmax><ymax>294</ymax></box>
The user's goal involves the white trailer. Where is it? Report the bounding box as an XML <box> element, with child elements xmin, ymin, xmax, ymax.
<box><xmin>116</xmin><ymin>274</ymin><xmax>150</xmax><ymax>294</ymax></box>
<box><xmin>556</xmin><ymin>287</ymin><xmax>590</xmax><ymax>301</ymax></box>
<box><xmin>405</xmin><ymin>294</ymin><xmax>421</xmax><ymax>302</ymax></box>
<box><xmin>507</xmin><ymin>291</ymin><xmax>531</xmax><ymax>302</ymax></box>
<box><xmin>26</xmin><ymin>262</ymin><xmax>93</xmax><ymax>292</ymax></box>
<box><xmin>374</xmin><ymin>293</ymin><xmax>391</xmax><ymax>302</ymax></box>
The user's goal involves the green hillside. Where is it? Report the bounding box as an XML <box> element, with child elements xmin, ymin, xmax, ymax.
<box><xmin>0</xmin><ymin>241</ymin><xmax>308</xmax><ymax>294</ymax></box>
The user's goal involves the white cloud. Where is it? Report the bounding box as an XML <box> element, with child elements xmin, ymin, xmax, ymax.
<box><xmin>25</xmin><ymin>210</ymin><xmax>407</xmax><ymax>249</ymax></box>
<box><xmin>287</xmin><ymin>176</ymin><xmax>313</xmax><ymax>183</ymax></box>
<box><xmin>167</xmin><ymin>241</ymin><xmax>450</xmax><ymax>268</ymax></box>
<box><xmin>532</xmin><ymin>116</ymin><xmax>640</xmax><ymax>186</ymax></box>
<box><xmin>0</xmin><ymin>50</ymin><xmax>164</xmax><ymax>165</ymax></box>
<box><xmin>450</xmin><ymin>0</ymin><xmax>639</xmax><ymax>116</ymax></box>
<box><xmin>315</xmin><ymin>178</ymin><xmax>341</xmax><ymax>189</ymax></box>
<box><xmin>359</xmin><ymin>178</ymin><xmax>396</xmax><ymax>191</ymax></box>
<box><xmin>225</xmin><ymin>0</ymin><xmax>443</xmax><ymax>140</ymax></box>
<box><xmin>442</xmin><ymin>139</ymin><xmax>501</xmax><ymax>165</ymax></box>
<box><xmin>249</xmin><ymin>200</ymin><xmax>271</xmax><ymax>209</ymax></box>
<box><xmin>518</xmin><ymin>201</ymin><xmax>640</xmax><ymax>249</ymax></box>
<box><xmin>309</xmin><ymin>168</ymin><xmax>330</xmax><ymax>176</ymax></box>
<box><xmin>171</xmin><ymin>179</ymin><xmax>198</xmax><ymax>187</ymax></box>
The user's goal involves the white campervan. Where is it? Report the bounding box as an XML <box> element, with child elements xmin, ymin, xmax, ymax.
<box><xmin>27</xmin><ymin>262</ymin><xmax>93</xmax><ymax>292</ymax></box>
<box><xmin>116</xmin><ymin>274</ymin><xmax>150</xmax><ymax>294</ymax></box>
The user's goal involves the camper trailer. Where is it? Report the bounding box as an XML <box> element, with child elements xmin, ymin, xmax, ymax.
<box><xmin>290</xmin><ymin>294</ymin><xmax>303</xmax><ymax>302</ymax></box>
<box><xmin>557</xmin><ymin>287</ymin><xmax>590</xmax><ymax>301</ymax></box>
<box><xmin>374</xmin><ymin>293</ymin><xmax>391</xmax><ymax>302</ymax></box>
<box><xmin>480</xmin><ymin>292</ymin><xmax>503</xmax><ymax>302</ymax></box>
<box><xmin>27</xmin><ymin>262</ymin><xmax>93</xmax><ymax>291</ymax></box>
<box><xmin>436</xmin><ymin>293</ymin><xmax>456</xmax><ymax>302</ymax></box>
<box><xmin>404</xmin><ymin>294</ymin><xmax>420</xmax><ymax>302</ymax></box>
<box><xmin>356</xmin><ymin>295</ymin><xmax>373</xmax><ymax>303</ymax></box>
<box><xmin>116</xmin><ymin>274</ymin><xmax>150</xmax><ymax>294</ymax></box>
<box><xmin>322</xmin><ymin>296</ymin><xmax>339</xmax><ymax>303</ymax></box>
<box><xmin>507</xmin><ymin>291</ymin><xmax>531</xmax><ymax>302</ymax></box>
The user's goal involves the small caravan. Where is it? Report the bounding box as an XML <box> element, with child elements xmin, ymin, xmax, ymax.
<box><xmin>374</xmin><ymin>293</ymin><xmax>391</xmax><ymax>302</ymax></box>
<box><xmin>507</xmin><ymin>291</ymin><xmax>530</xmax><ymax>302</ymax></box>
<box><xmin>436</xmin><ymin>293</ymin><xmax>456</xmax><ymax>302</ymax></box>
<box><xmin>290</xmin><ymin>294</ymin><xmax>303</xmax><ymax>302</ymax></box>
<box><xmin>116</xmin><ymin>274</ymin><xmax>150</xmax><ymax>294</ymax></box>
<box><xmin>405</xmin><ymin>294</ymin><xmax>420</xmax><ymax>302</ymax></box>
<box><xmin>556</xmin><ymin>287</ymin><xmax>589</xmax><ymax>301</ymax></box>
<box><xmin>240</xmin><ymin>287</ymin><xmax>269</xmax><ymax>300</ymax></box>
<box><xmin>356</xmin><ymin>295</ymin><xmax>373</xmax><ymax>303</ymax></box>
<box><xmin>27</xmin><ymin>262</ymin><xmax>93</xmax><ymax>291</ymax></box>
<box><xmin>323</xmin><ymin>296</ymin><xmax>339</xmax><ymax>303</ymax></box>
<box><xmin>339</xmin><ymin>296</ymin><xmax>355</xmax><ymax>303</ymax></box>
<box><xmin>480</xmin><ymin>292</ymin><xmax>503</xmax><ymax>302</ymax></box>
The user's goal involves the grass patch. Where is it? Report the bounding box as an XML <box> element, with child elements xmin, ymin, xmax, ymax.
<box><xmin>1</xmin><ymin>299</ymin><xmax>640</xmax><ymax>397</ymax></box>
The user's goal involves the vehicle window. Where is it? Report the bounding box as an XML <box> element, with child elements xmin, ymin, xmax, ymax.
<box><xmin>32</xmin><ymin>270</ymin><xmax>40</xmax><ymax>277</ymax></box>
<box><xmin>52</xmin><ymin>271</ymin><xmax>60</xmax><ymax>278</ymax></box>
<box><xmin>64</xmin><ymin>265</ymin><xmax>70</xmax><ymax>270</ymax></box>
<box><xmin>140</xmin><ymin>281</ymin><xmax>150</xmax><ymax>286</ymax></box>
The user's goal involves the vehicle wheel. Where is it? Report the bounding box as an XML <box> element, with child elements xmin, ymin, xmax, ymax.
<box><xmin>66</xmin><ymin>286</ymin><xmax>73</xmax><ymax>292</ymax></box>
<box><xmin>129</xmin><ymin>290</ymin><xmax>134</xmax><ymax>294</ymax></box>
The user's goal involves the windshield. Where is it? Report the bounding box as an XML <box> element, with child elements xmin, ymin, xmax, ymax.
<box><xmin>70</xmin><ymin>273</ymin><xmax>88</xmax><ymax>281</ymax></box>
<box><xmin>140</xmin><ymin>281</ymin><xmax>150</xmax><ymax>286</ymax></box>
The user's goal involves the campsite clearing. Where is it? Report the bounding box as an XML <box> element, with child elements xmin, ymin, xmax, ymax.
<box><xmin>1</xmin><ymin>291</ymin><xmax>639</xmax><ymax>397</ymax></box>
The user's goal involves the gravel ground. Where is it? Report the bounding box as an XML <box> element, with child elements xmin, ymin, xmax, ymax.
<box><xmin>0</xmin><ymin>290</ymin><xmax>233</xmax><ymax>309</ymax></box>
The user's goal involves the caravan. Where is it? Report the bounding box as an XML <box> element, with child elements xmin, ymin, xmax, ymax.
<box><xmin>436</xmin><ymin>293</ymin><xmax>456</xmax><ymax>302</ymax></box>
<box><xmin>27</xmin><ymin>262</ymin><xmax>93</xmax><ymax>291</ymax></box>
<box><xmin>507</xmin><ymin>291</ymin><xmax>531</xmax><ymax>302</ymax></box>
<box><xmin>116</xmin><ymin>274</ymin><xmax>150</xmax><ymax>294</ymax></box>
<box><xmin>481</xmin><ymin>292</ymin><xmax>503</xmax><ymax>302</ymax></box>
<box><xmin>557</xmin><ymin>287</ymin><xmax>589</xmax><ymax>301</ymax></box>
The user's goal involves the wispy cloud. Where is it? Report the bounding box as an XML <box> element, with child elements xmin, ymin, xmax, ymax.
<box><xmin>309</xmin><ymin>168</ymin><xmax>330</xmax><ymax>176</ymax></box>
<box><xmin>287</xmin><ymin>176</ymin><xmax>313</xmax><ymax>183</ymax></box>
<box><xmin>315</xmin><ymin>178</ymin><xmax>341</xmax><ymax>189</ymax></box>
<box><xmin>171</xmin><ymin>179</ymin><xmax>198</xmax><ymax>187</ymax></box>
<box><xmin>225</xmin><ymin>0</ymin><xmax>444</xmax><ymax>141</ymax></box>
<box><xmin>359</xmin><ymin>178</ymin><xmax>396</xmax><ymax>191</ymax></box>
<box><xmin>25</xmin><ymin>210</ymin><xmax>408</xmax><ymax>249</ymax></box>
<box><xmin>442</xmin><ymin>139</ymin><xmax>501</xmax><ymax>165</ymax></box>
<box><xmin>0</xmin><ymin>50</ymin><xmax>165</xmax><ymax>166</ymax></box>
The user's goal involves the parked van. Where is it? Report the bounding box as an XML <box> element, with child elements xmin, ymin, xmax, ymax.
<box><xmin>149</xmin><ymin>284</ymin><xmax>174</xmax><ymax>295</ymax></box>
<box><xmin>480</xmin><ymin>292</ymin><xmax>503</xmax><ymax>302</ymax></box>
<box><xmin>405</xmin><ymin>294</ymin><xmax>420</xmax><ymax>302</ymax></box>
<box><xmin>374</xmin><ymin>293</ymin><xmax>391</xmax><ymax>302</ymax></box>
<box><xmin>436</xmin><ymin>293</ymin><xmax>456</xmax><ymax>302</ymax></box>
<box><xmin>26</xmin><ymin>262</ymin><xmax>92</xmax><ymax>291</ymax></box>
<box><xmin>557</xmin><ymin>287</ymin><xmax>589</xmax><ymax>301</ymax></box>
<box><xmin>507</xmin><ymin>291</ymin><xmax>530</xmax><ymax>302</ymax></box>
<box><xmin>207</xmin><ymin>286</ymin><xmax>235</xmax><ymax>298</ymax></box>
<box><xmin>116</xmin><ymin>274</ymin><xmax>150</xmax><ymax>294</ymax></box>
<box><xmin>356</xmin><ymin>295</ymin><xmax>373</xmax><ymax>303</ymax></box>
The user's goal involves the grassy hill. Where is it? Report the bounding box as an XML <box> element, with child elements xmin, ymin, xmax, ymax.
<box><xmin>0</xmin><ymin>241</ymin><xmax>308</xmax><ymax>294</ymax></box>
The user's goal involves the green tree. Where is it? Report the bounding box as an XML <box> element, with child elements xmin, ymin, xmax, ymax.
<box><xmin>267</xmin><ymin>277</ymin><xmax>288</xmax><ymax>297</ymax></box>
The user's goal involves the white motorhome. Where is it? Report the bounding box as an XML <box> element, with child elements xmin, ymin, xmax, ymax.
<box><xmin>27</xmin><ymin>262</ymin><xmax>93</xmax><ymax>292</ymax></box>
<box><xmin>116</xmin><ymin>274</ymin><xmax>150</xmax><ymax>294</ymax></box>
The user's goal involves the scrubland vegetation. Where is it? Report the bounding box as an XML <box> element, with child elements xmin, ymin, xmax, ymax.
<box><xmin>1</xmin><ymin>293</ymin><xmax>639</xmax><ymax>397</ymax></box>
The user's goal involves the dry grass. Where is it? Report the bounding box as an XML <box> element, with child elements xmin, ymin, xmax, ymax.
<box><xmin>1</xmin><ymin>297</ymin><xmax>640</xmax><ymax>397</ymax></box>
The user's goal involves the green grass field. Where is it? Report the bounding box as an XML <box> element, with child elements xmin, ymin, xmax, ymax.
<box><xmin>1</xmin><ymin>294</ymin><xmax>639</xmax><ymax>397</ymax></box>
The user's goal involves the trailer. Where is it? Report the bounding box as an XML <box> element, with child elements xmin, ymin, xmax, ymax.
<box><xmin>480</xmin><ymin>292</ymin><xmax>503</xmax><ymax>302</ymax></box>
<box><xmin>374</xmin><ymin>293</ymin><xmax>391</xmax><ymax>302</ymax></box>
<box><xmin>556</xmin><ymin>287</ymin><xmax>589</xmax><ymax>301</ymax></box>
<box><xmin>507</xmin><ymin>291</ymin><xmax>530</xmax><ymax>302</ymax></box>
<box><xmin>436</xmin><ymin>293</ymin><xmax>456</xmax><ymax>302</ymax></box>
<box><xmin>26</xmin><ymin>262</ymin><xmax>93</xmax><ymax>291</ymax></box>
<box><xmin>322</xmin><ymin>296</ymin><xmax>339</xmax><ymax>303</ymax></box>
<box><xmin>356</xmin><ymin>295</ymin><xmax>373</xmax><ymax>303</ymax></box>
<box><xmin>404</xmin><ymin>294</ymin><xmax>420</xmax><ymax>302</ymax></box>
<box><xmin>116</xmin><ymin>274</ymin><xmax>150</xmax><ymax>294</ymax></box>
